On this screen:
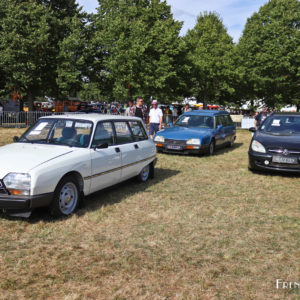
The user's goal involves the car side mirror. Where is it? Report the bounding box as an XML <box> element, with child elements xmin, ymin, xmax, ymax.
<box><xmin>13</xmin><ymin>136</ymin><xmax>19</xmax><ymax>142</ymax></box>
<box><xmin>249</xmin><ymin>127</ymin><xmax>256</xmax><ymax>133</ymax></box>
<box><xmin>217</xmin><ymin>125</ymin><xmax>223</xmax><ymax>130</ymax></box>
<box><xmin>94</xmin><ymin>142</ymin><xmax>109</xmax><ymax>150</ymax></box>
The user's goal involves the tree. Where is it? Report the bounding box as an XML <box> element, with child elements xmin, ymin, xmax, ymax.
<box><xmin>56</xmin><ymin>13</ymin><xmax>90</xmax><ymax>98</ymax></box>
<box><xmin>237</xmin><ymin>0</ymin><xmax>300</xmax><ymax>110</ymax></box>
<box><xmin>92</xmin><ymin>0</ymin><xmax>185</xmax><ymax>103</ymax></box>
<box><xmin>184</xmin><ymin>12</ymin><xmax>234</xmax><ymax>108</ymax></box>
<box><xmin>37</xmin><ymin>0</ymin><xmax>82</xmax><ymax>99</ymax></box>
<box><xmin>0</xmin><ymin>0</ymin><xmax>51</xmax><ymax>109</ymax></box>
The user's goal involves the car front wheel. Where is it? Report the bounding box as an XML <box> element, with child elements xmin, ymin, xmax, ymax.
<box><xmin>51</xmin><ymin>176</ymin><xmax>80</xmax><ymax>217</ymax></box>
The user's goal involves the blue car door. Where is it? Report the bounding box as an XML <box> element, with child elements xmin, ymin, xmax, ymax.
<box><xmin>222</xmin><ymin>115</ymin><xmax>235</xmax><ymax>143</ymax></box>
<box><xmin>215</xmin><ymin>116</ymin><xmax>226</xmax><ymax>146</ymax></box>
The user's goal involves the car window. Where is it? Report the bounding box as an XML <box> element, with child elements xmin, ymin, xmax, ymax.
<box><xmin>128</xmin><ymin>121</ymin><xmax>148</xmax><ymax>141</ymax></box>
<box><xmin>226</xmin><ymin>115</ymin><xmax>234</xmax><ymax>126</ymax></box>
<box><xmin>215</xmin><ymin>116</ymin><xmax>222</xmax><ymax>127</ymax></box>
<box><xmin>220</xmin><ymin>115</ymin><xmax>229</xmax><ymax>126</ymax></box>
<box><xmin>91</xmin><ymin>122</ymin><xmax>114</xmax><ymax>147</ymax></box>
<box><xmin>175</xmin><ymin>115</ymin><xmax>214</xmax><ymax>129</ymax></box>
<box><xmin>114</xmin><ymin>121</ymin><xmax>134</xmax><ymax>144</ymax></box>
<box><xmin>261</xmin><ymin>115</ymin><xmax>300</xmax><ymax>135</ymax></box>
<box><xmin>20</xmin><ymin>119</ymin><xmax>92</xmax><ymax>147</ymax></box>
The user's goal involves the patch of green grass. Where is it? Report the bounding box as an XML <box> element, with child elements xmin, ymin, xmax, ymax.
<box><xmin>0</xmin><ymin>129</ymin><xmax>299</xmax><ymax>299</ymax></box>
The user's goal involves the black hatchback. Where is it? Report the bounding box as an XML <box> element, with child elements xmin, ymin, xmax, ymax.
<box><xmin>248</xmin><ymin>112</ymin><xmax>300</xmax><ymax>173</ymax></box>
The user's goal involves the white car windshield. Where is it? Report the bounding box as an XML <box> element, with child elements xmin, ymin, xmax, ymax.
<box><xmin>261</xmin><ymin>115</ymin><xmax>300</xmax><ymax>135</ymax></box>
<box><xmin>19</xmin><ymin>119</ymin><xmax>93</xmax><ymax>147</ymax></box>
<box><xmin>175</xmin><ymin>115</ymin><xmax>214</xmax><ymax>129</ymax></box>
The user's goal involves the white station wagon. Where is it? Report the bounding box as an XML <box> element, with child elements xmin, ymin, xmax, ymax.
<box><xmin>0</xmin><ymin>114</ymin><xmax>157</xmax><ymax>217</ymax></box>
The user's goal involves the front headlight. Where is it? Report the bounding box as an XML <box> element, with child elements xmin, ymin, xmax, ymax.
<box><xmin>186</xmin><ymin>138</ymin><xmax>201</xmax><ymax>145</ymax></box>
<box><xmin>3</xmin><ymin>173</ymin><xmax>31</xmax><ymax>195</ymax></box>
<box><xmin>154</xmin><ymin>135</ymin><xmax>165</xmax><ymax>143</ymax></box>
<box><xmin>251</xmin><ymin>140</ymin><xmax>266</xmax><ymax>153</ymax></box>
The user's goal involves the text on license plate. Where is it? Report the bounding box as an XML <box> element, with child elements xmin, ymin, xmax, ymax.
<box><xmin>167</xmin><ymin>145</ymin><xmax>182</xmax><ymax>150</ymax></box>
<box><xmin>272</xmin><ymin>156</ymin><xmax>298</xmax><ymax>164</ymax></box>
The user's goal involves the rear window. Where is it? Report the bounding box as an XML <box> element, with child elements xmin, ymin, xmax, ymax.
<box><xmin>128</xmin><ymin>121</ymin><xmax>148</xmax><ymax>141</ymax></box>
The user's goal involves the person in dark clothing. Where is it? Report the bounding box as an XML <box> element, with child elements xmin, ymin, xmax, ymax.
<box><xmin>255</xmin><ymin>108</ymin><xmax>269</xmax><ymax>129</ymax></box>
<box><xmin>131</xmin><ymin>97</ymin><xmax>148</xmax><ymax>123</ymax></box>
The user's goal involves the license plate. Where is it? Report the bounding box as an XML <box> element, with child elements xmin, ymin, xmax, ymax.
<box><xmin>272</xmin><ymin>156</ymin><xmax>298</xmax><ymax>164</ymax></box>
<box><xmin>167</xmin><ymin>145</ymin><xmax>182</xmax><ymax>150</ymax></box>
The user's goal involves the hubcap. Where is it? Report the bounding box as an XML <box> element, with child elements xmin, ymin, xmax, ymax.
<box><xmin>59</xmin><ymin>182</ymin><xmax>78</xmax><ymax>215</ymax></box>
<box><xmin>140</xmin><ymin>165</ymin><xmax>150</xmax><ymax>181</ymax></box>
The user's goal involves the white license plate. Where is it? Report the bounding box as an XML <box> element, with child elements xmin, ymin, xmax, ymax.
<box><xmin>272</xmin><ymin>156</ymin><xmax>298</xmax><ymax>164</ymax></box>
<box><xmin>167</xmin><ymin>145</ymin><xmax>182</xmax><ymax>150</ymax></box>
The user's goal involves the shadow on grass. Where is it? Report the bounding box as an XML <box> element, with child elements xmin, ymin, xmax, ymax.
<box><xmin>249</xmin><ymin>168</ymin><xmax>300</xmax><ymax>178</ymax></box>
<box><xmin>79</xmin><ymin>167</ymin><xmax>179</xmax><ymax>215</ymax></box>
<box><xmin>212</xmin><ymin>142</ymin><xmax>243</xmax><ymax>156</ymax></box>
<box><xmin>1</xmin><ymin>167</ymin><xmax>179</xmax><ymax>223</ymax></box>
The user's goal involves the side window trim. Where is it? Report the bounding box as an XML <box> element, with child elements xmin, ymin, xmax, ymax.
<box><xmin>128</xmin><ymin>120</ymin><xmax>148</xmax><ymax>141</ymax></box>
<box><xmin>91</xmin><ymin>121</ymin><xmax>115</xmax><ymax>148</ymax></box>
<box><xmin>112</xmin><ymin>121</ymin><xmax>135</xmax><ymax>145</ymax></box>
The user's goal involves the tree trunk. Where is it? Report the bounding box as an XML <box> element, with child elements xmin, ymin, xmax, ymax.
<box><xmin>28</xmin><ymin>91</ymin><xmax>34</xmax><ymax>111</ymax></box>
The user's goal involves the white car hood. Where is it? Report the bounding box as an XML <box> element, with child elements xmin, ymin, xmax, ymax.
<box><xmin>0</xmin><ymin>143</ymin><xmax>74</xmax><ymax>178</ymax></box>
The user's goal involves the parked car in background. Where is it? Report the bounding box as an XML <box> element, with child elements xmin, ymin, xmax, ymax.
<box><xmin>249</xmin><ymin>112</ymin><xmax>300</xmax><ymax>173</ymax></box>
<box><xmin>0</xmin><ymin>114</ymin><xmax>156</xmax><ymax>217</ymax></box>
<box><xmin>153</xmin><ymin>110</ymin><xmax>236</xmax><ymax>155</ymax></box>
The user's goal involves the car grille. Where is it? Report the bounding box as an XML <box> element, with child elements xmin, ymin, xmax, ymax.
<box><xmin>164</xmin><ymin>139</ymin><xmax>187</xmax><ymax>146</ymax></box>
<box><xmin>268</xmin><ymin>147</ymin><xmax>300</xmax><ymax>155</ymax></box>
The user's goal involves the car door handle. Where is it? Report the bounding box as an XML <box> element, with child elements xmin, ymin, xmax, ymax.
<box><xmin>115</xmin><ymin>147</ymin><xmax>120</xmax><ymax>153</ymax></box>
<box><xmin>134</xmin><ymin>144</ymin><xmax>139</xmax><ymax>149</ymax></box>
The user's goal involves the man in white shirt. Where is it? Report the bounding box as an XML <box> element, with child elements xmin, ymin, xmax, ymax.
<box><xmin>148</xmin><ymin>100</ymin><xmax>163</xmax><ymax>138</ymax></box>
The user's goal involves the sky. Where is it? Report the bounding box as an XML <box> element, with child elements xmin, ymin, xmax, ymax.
<box><xmin>76</xmin><ymin>0</ymin><xmax>269</xmax><ymax>43</ymax></box>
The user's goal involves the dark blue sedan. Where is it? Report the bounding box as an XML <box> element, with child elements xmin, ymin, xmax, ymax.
<box><xmin>154</xmin><ymin>110</ymin><xmax>236</xmax><ymax>155</ymax></box>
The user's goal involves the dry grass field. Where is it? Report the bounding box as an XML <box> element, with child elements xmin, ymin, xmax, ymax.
<box><xmin>0</xmin><ymin>128</ymin><xmax>299</xmax><ymax>299</ymax></box>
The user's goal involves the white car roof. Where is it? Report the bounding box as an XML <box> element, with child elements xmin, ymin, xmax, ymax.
<box><xmin>40</xmin><ymin>113</ymin><xmax>142</xmax><ymax>123</ymax></box>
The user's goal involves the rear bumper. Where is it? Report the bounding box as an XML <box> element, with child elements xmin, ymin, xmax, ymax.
<box><xmin>0</xmin><ymin>193</ymin><xmax>53</xmax><ymax>210</ymax></box>
<box><xmin>248</xmin><ymin>150</ymin><xmax>300</xmax><ymax>173</ymax></box>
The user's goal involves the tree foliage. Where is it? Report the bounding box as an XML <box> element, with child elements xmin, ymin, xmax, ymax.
<box><xmin>237</xmin><ymin>0</ymin><xmax>300</xmax><ymax>110</ymax></box>
<box><xmin>184</xmin><ymin>12</ymin><xmax>234</xmax><ymax>108</ymax></box>
<box><xmin>92</xmin><ymin>0</ymin><xmax>185</xmax><ymax>103</ymax></box>
<box><xmin>0</xmin><ymin>0</ymin><xmax>51</xmax><ymax>107</ymax></box>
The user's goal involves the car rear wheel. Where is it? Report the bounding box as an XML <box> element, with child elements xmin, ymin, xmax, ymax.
<box><xmin>228</xmin><ymin>136</ymin><xmax>235</xmax><ymax>147</ymax></box>
<box><xmin>51</xmin><ymin>176</ymin><xmax>80</xmax><ymax>217</ymax></box>
<box><xmin>137</xmin><ymin>164</ymin><xmax>150</xmax><ymax>182</ymax></box>
<box><xmin>207</xmin><ymin>140</ymin><xmax>215</xmax><ymax>156</ymax></box>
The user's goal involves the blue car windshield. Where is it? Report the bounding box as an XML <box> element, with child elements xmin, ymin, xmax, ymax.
<box><xmin>175</xmin><ymin>115</ymin><xmax>214</xmax><ymax>129</ymax></box>
<box><xmin>261</xmin><ymin>115</ymin><xmax>300</xmax><ymax>135</ymax></box>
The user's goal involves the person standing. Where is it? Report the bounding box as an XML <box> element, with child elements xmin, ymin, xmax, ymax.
<box><xmin>131</xmin><ymin>97</ymin><xmax>148</xmax><ymax>123</ymax></box>
<box><xmin>183</xmin><ymin>104</ymin><xmax>192</xmax><ymax>113</ymax></box>
<box><xmin>149</xmin><ymin>100</ymin><xmax>163</xmax><ymax>139</ymax></box>
<box><xmin>255</xmin><ymin>107</ymin><xmax>269</xmax><ymax>129</ymax></box>
<box><xmin>172</xmin><ymin>105</ymin><xmax>178</xmax><ymax>122</ymax></box>
<box><xmin>124</xmin><ymin>100</ymin><xmax>134</xmax><ymax>116</ymax></box>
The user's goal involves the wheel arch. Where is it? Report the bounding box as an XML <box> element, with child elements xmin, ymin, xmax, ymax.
<box><xmin>57</xmin><ymin>171</ymin><xmax>84</xmax><ymax>195</ymax></box>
